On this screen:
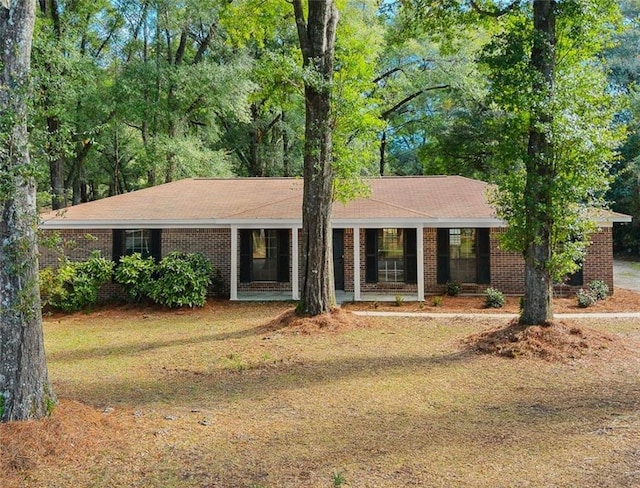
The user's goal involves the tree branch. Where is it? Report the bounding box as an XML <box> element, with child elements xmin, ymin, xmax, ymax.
<box><xmin>192</xmin><ymin>22</ymin><xmax>217</xmax><ymax>65</ymax></box>
<box><xmin>381</xmin><ymin>84</ymin><xmax>449</xmax><ymax>120</ymax></box>
<box><xmin>292</xmin><ymin>0</ymin><xmax>310</xmax><ymax>62</ymax></box>
<box><xmin>468</xmin><ymin>0</ymin><xmax>520</xmax><ymax>18</ymax></box>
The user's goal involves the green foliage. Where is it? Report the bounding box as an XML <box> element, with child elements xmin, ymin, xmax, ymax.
<box><xmin>150</xmin><ymin>252</ymin><xmax>213</xmax><ymax>308</ymax></box>
<box><xmin>444</xmin><ymin>281</ymin><xmax>461</xmax><ymax>297</ymax></box>
<box><xmin>114</xmin><ymin>253</ymin><xmax>157</xmax><ymax>302</ymax></box>
<box><xmin>484</xmin><ymin>287</ymin><xmax>506</xmax><ymax>309</ymax></box>
<box><xmin>0</xmin><ymin>394</ymin><xmax>4</xmax><ymax>419</ymax></box>
<box><xmin>40</xmin><ymin>253</ymin><xmax>114</xmax><ymax>312</ymax></box>
<box><xmin>587</xmin><ymin>280</ymin><xmax>610</xmax><ymax>301</ymax></box>
<box><xmin>432</xmin><ymin>296</ymin><xmax>443</xmax><ymax>307</ymax></box>
<box><xmin>482</xmin><ymin>0</ymin><xmax>626</xmax><ymax>282</ymax></box>
<box><xmin>576</xmin><ymin>280</ymin><xmax>609</xmax><ymax>308</ymax></box>
<box><xmin>331</xmin><ymin>470</ymin><xmax>348</xmax><ymax>488</ymax></box>
<box><xmin>576</xmin><ymin>288</ymin><xmax>597</xmax><ymax>308</ymax></box>
<box><xmin>394</xmin><ymin>294</ymin><xmax>404</xmax><ymax>307</ymax></box>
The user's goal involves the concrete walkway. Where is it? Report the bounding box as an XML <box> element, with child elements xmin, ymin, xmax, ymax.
<box><xmin>614</xmin><ymin>259</ymin><xmax>640</xmax><ymax>292</ymax></box>
<box><xmin>352</xmin><ymin>311</ymin><xmax>640</xmax><ymax>319</ymax></box>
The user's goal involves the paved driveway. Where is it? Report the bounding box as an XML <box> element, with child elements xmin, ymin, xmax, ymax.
<box><xmin>614</xmin><ymin>259</ymin><xmax>640</xmax><ymax>291</ymax></box>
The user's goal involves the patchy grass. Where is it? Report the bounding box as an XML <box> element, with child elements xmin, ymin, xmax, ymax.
<box><xmin>3</xmin><ymin>301</ymin><xmax>640</xmax><ymax>487</ymax></box>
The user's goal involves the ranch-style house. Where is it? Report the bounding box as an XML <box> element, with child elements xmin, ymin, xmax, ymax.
<box><xmin>38</xmin><ymin>176</ymin><xmax>631</xmax><ymax>301</ymax></box>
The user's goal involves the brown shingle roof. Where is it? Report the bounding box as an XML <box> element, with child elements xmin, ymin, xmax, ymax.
<box><xmin>39</xmin><ymin>176</ymin><xmax>630</xmax><ymax>229</ymax></box>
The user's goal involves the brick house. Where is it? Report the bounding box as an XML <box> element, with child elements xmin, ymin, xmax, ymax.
<box><xmin>38</xmin><ymin>176</ymin><xmax>631</xmax><ymax>301</ymax></box>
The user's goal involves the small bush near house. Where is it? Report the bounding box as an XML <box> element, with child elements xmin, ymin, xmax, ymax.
<box><xmin>432</xmin><ymin>296</ymin><xmax>443</xmax><ymax>307</ymax></box>
<box><xmin>444</xmin><ymin>281</ymin><xmax>461</xmax><ymax>296</ymax></box>
<box><xmin>484</xmin><ymin>287</ymin><xmax>506</xmax><ymax>308</ymax></box>
<box><xmin>40</xmin><ymin>252</ymin><xmax>114</xmax><ymax>312</ymax></box>
<box><xmin>114</xmin><ymin>253</ymin><xmax>157</xmax><ymax>302</ymax></box>
<box><xmin>576</xmin><ymin>288</ymin><xmax>597</xmax><ymax>308</ymax></box>
<box><xmin>576</xmin><ymin>280</ymin><xmax>610</xmax><ymax>308</ymax></box>
<box><xmin>588</xmin><ymin>280</ymin><xmax>609</xmax><ymax>301</ymax></box>
<box><xmin>150</xmin><ymin>252</ymin><xmax>213</xmax><ymax>308</ymax></box>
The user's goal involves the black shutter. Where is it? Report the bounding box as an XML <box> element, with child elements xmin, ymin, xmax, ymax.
<box><xmin>567</xmin><ymin>265</ymin><xmax>584</xmax><ymax>286</ymax></box>
<box><xmin>365</xmin><ymin>229</ymin><xmax>378</xmax><ymax>283</ymax></box>
<box><xmin>437</xmin><ymin>228</ymin><xmax>450</xmax><ymax>284</ymax></box>
<box><xmin>112</xmin><ymin>230</ymin><xmax>123</xmax><ymax>262</ymax></box>
<box><xmin>404</xmin><ymin>228</ymin><xmax>417</xmax><ymax>284</ymax></box>
<box><xmin>239</xmin><ymin>230</ymin><xmax>252</xmax><ymax>283</ymax></box>
<box><xmin>477</xmin><ymin>228</ymin><xmax>491</xmax><ymax>284</ymax></box>
<box><xmin>277</xmin><ymin>229</ymin><xmax>290</xmax><ymax>283</ymax></box>
<box><xmin>150</xmin><ymin>229</ymin><xmax>162</xmax><ymax>262</ymax></box>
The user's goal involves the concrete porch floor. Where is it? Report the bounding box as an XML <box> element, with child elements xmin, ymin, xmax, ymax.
<box><xmin>235</xmin><ymin>291</ymin><xmax>423</xmax><ymax>304</ymax></box>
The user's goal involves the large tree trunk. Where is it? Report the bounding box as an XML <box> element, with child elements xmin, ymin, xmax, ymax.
<box><xmin>293</xmin><ymin>0</ymin><xmax>339</xmax><ymax>315</ymax></box>
<box><xmin>0</xmin><ymin>0</ymin><xmax>55</xmax><ymax>422</ymax></box>
<box><xmin>520</xmin><ymin>0</ymin><xmax>556</xmax><ymax>325</ymax></box>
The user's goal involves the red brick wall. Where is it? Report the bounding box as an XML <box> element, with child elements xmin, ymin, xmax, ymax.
<box><xmin>39</xmin><ymin>225</ymin><xmax>616</xmax><ymax>300</ymax></box>
<box><xmin>39</xmin><ymin>229</ymin><xmax>113</xmax><ymax>268</ymax></box>
<box><xmin>162</xmin><ymin>228</ymin><xmax>231</xmax><ymax>296</ymax></box>
<box><xmin>489</xmin><ymin>228</ymin><xmax>525</xmax><ymax>295</ymax></box>
<box><xmin>582</xmin><ymin>227</ymin><xmax>614</xmax><ymax>293</ymax></box>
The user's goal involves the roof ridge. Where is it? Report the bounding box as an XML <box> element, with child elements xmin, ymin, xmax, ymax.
<box><xmin>364</xmin><ymin>197</ymin><xmax>435</xmax><ymax>218</ymax></box>
<box><xmin>224</xmin><ymin>192</ymin><xmax>301</xmax><ymax>218</ymax></box>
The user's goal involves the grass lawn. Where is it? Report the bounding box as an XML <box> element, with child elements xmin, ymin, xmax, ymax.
<box><xmin>3</xmin><ymin>301</ymin><xmax>640</xmax><ymax>487</ymax></box>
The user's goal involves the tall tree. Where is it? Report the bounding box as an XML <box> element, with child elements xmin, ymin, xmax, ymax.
<box><xmin>0</xmin><ymin>0</ymin><xmax>55</xmax><ymax>421</ymax></box>
<box><xmin>483</xmin><ymin>0</ymin><xmax>624</xmax><ymax>325</ymax></box>
<box><xmin>292</xmin><ymin>0</ymin><xmax>339</xmax><ymax>315</ymax></box>
<box><xmin>520</xmin><ymin>0</ymin><xmax>557</xmax><ymax>324</ymax></box>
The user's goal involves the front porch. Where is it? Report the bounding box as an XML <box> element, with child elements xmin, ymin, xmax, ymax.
<box><xmin>236</xmin><ymin>290</ymin><xmax>423</xmax><ymax>304</ymax></box>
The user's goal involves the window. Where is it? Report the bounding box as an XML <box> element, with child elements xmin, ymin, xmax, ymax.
<box><xmin>378</xmin><ymin>229</ymin><xmax>405</xmax><ymax>282</ymax></box>
<box><xmin>449</xmin><ymin>228</ymin><xmax>477</xmax><ymax>283</ymax></box>
<box><xmin>113</xmin><ymin>229</ymin><xmax>161</xmax><ymax>262</ymax></box>
<box><xmin>239</xmin><ymin>229</ymin><xmax>289</xmax><ymax>283</ymax></box>
<box><xmin>437</xmin><ymin>228</ymin><xmax>490</xmax><ymax>284</ymax></box>
<box><xmin>251</xmin><ymin>230</ymin><xmax>278</xmax><ymax>281</ymax></box>
<box><xmin>365</xmin><ymin>228</ymin><xmax>417</xmax><ymax>284</ymax></box>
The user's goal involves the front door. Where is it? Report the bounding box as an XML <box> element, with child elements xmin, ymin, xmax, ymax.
<box><xmin>332</xmin><ymin>229</ymin><xmax>345</xmax><ymax>291</ymax></box>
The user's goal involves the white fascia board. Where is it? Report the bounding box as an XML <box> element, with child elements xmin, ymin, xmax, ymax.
<box><xmin>332</xmin><ymin>218</ymin><xmax>507</xmax><ymax>228</ymax></box>
<box><xmin>598</xmin><ymin>215</ymin><xmax>632</xmax><ymax>224</ymax></box>
<box><xmin>39</xmin><ymin>219</ymin><xmax>304</xmax><ymax>229</ymax></box>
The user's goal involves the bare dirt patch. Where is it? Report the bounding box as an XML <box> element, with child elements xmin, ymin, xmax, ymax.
<box><xmin>465</xmin><ymin>319</ymin><xmax>627</xmax><ymax>362</ymax></box>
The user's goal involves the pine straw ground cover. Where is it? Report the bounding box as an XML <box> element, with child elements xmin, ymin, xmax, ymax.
<box><xmin>2</xmin><ymin>298</ymin><xmax>640</xmax><ymax>487</ymax></box>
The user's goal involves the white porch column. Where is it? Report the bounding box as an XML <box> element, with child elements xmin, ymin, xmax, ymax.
<box><xmin>353</xmin><ymin>226</ymin><xmax>361</xmax><ymax>301</ymax></box>
<box><xmin>230</xmin><ymin>226</ymin><xmax>238</xmax><ymax>300</ymax></box>
<box><xmin>292</xmin><ymin>226</ymin><xmax>299</xmax><ymax>300</ymax></box>
<box><xmin>417</xmin><ymin>225</ymin><xmax>425</xmax><ymax>301</ymax></box>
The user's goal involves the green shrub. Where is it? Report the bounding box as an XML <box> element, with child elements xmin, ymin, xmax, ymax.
<box><xmin>484</xmin><ymin>287</ymin><xmax>506</xmax><ymax>308</ymax></box>
<box><xmin>40</xmin><ymin>253</ymin><xmax>114</xmax><ymax>312</ymax></box>
<box><xmin>432</xmin><ymin>296</ymin><xmax>443</xmax><ymax>307</ymax></box>
<box><xmin>576</xmin><ymin>288</ymin><xmax>597</xmax><ymax>308</ymax></box>
<box><xmin>444</xmin><ymin>281</ymin><xmax>461</xmax><ymax>296</ymax></box>
<box><xmin>394</xmin><ymin>294</ymin><xmax>404</xmax><ymax>307</ymax></box>
<box><xmin>114</xmin><ymin>253</ymin><xmax>157</xmax><ymax>301</ymax></box>
<box><xmin>150</xmin><ymin>252</ymin><xmax>213</xmax><ymax>308</ymax></box>
<box><xmin>587</xmin><ymin>280</ymin><xmax>609</xmax><ymax>301</ymax></box>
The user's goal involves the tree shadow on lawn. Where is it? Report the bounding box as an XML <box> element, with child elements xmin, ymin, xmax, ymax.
<box><xmin>46</xmin><ymin>318</ymin><xmax>304</xmax><ymax>363</ymax></box>
<box><xmin>53</xmin><ymin>349</ymin><xmax>475</xmax><ymax>408</ymax></box>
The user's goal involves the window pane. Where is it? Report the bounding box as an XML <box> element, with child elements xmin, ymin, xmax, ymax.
<box><xmin>252</xmin><ymin>229</ymin><xmax>278</xmax><ymax>281</ymax></box>
<box><xmin>450</xmin><ymin>228</ymin><xmax>476</xmax><ymax>283</ymax></box>
<box><xmin>378</xmin><ymin>228</ymin><xmax>404</xmax><ymax>282</ymax></box>
<box><xmin>125</xmin><ymin>229</ymin><xmax>150</xmax><ymax>257</ymax></box>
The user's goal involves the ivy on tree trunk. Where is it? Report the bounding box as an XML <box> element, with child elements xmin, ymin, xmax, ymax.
<box><xmin>520</xmin><ymin>0</ymin><xmax>556</xmax><ymax>325</ymax></box>
<box><xmin>292</xmin><ymin>0</ymin><xmax>339</xmax><ymax>316</ymax></box>
<box><xmin>0</xmin><ymin>0</ymin><xmax>55</xmax><ymax>422</ymax></box>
